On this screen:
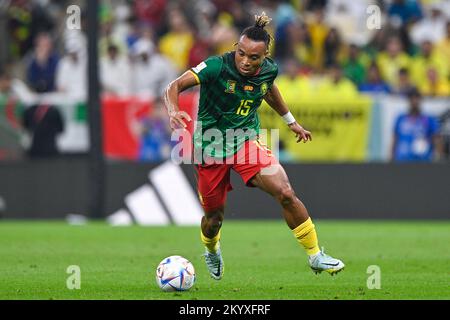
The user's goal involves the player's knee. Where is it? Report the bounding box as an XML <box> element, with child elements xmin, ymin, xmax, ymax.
<box><xmin>205</xmin><ymin>210</ymin><xmax>223</xmax><ymax>230</ymax></box>
<box><xmin>276</xmin><ymin>186</ymin><xmax>296</xmax><ymax>205</ymax></box>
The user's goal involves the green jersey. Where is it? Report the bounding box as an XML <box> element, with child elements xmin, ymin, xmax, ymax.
<box><xmin>190</xmin><ymin>51</ymin><xmax>278</xmax><ymax>160</ymax></box>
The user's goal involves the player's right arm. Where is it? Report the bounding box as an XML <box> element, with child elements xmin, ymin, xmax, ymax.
<box><xmin>164</xmin><ymin>56</ymin><xmax>222</xmax><ymax>131</ymax></box>
<box><xmin>163</xmin><ymin>71</ymin><xmax>198</xmax><ymax>131</ymax></box>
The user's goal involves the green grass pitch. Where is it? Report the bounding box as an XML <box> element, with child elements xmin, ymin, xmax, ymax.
<box><xmin>0</xmin><ymin>220</ymin><xmax>448</xmax><ymax>300</ymax></box>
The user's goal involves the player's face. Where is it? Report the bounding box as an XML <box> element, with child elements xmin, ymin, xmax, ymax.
<box><xmin>235</xmin><ymin>35</ymin><xmax>268</xmax><ymax>76</ymax></box>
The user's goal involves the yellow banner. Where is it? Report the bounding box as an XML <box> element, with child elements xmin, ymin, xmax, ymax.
<box><xmin>259</xmin><ymin>95</ymin><xmax>373</xmax><ymax>162</ymax></box>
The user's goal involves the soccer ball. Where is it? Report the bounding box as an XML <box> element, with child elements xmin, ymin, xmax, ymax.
<box><xmin>155</xmin><ymin>255</ymin><xmax>196</xmax><ymax>291</ymax></box>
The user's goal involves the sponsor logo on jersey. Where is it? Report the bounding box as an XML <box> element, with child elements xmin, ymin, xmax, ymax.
<box><xmin>225</xmin><ymin>80</ymin><xmax>236</xmax><ymax>93</ymax></box>
<box><xmin>244</xmin><ymin>85</ymin><xmax>254</xmax><ymax>91</ymax></box>
<box><xmin>261</xmin><ymin>82</ymin><xmax>268</xmax><ymax>95</ymax></box>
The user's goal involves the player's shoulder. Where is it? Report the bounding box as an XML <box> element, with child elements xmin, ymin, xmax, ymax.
<box><xmin>192</xmin><ymin>55</ymin><xmax>224</xmax><ymax>73</ymax></box>
<box><xmin>263</xmin><ymin>56</ymin><xmax>278</xmax><ymax>71</ymax></box>
<box><xmin>261</xmin><ymin>56</ymin><xmax>279</xmax><ymax>77</ymax></box>
<box><xmin>206</xmin><ymin>54</ymin><xmax>226</xmax><ymax>66</ymax></box>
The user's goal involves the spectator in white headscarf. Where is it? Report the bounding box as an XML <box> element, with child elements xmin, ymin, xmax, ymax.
<box><xmin>100</xmin><ymin>43</ymin><xmax>132</xmax><ymax>96</ymax></box>
<box><xmin>55</xmin><ymin>39</ymin><xmax>87</xmax><ymax>101</ymax></box>
<box><xmin>130</xmin><ymin>38</ymin><xmax>177</xmax><ymax>100</ymax></box>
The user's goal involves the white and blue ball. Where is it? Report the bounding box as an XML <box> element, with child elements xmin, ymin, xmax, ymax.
<box><xmin>156</xmin><ymin>255</ymin><xmax>196</xmax><ymax>291</ymax></box>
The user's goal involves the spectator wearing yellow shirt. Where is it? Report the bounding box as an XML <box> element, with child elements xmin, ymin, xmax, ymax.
<box><xmin>291</xmin><ymin>22</ymin><xmax>313</xmax><ymax>68</ymax></box>
<box><xmin>158</xmin><ymin>9</ymin><xmax>194</xmax><ymax>73</ymax></box>
<box><xmin>376</xmin><ymin>36</ymin><xmax>411</xmax><ymax>88</ymax></box>
<box><xmin>318</xmin><ymin>64</ymin><xmax>358</xmax><ymax>98</ymax></box>
<box><xmin>275</xmin><ymin>58</ymin><xmax>314</xmax><ymax>101</ymax></box>
<box><xmin>306</xmin><ymin>7</ymin><xmax>329</xmax><ymax>71</ymax></box>
<box><xmin>436</xmin><ymin>21</ymin><xmax>450</xmax><ymax>66</ymax></box>
<box><xmin>410</xmin><ymin>40</ymin><xmax>449</xmax><ymax>90</ymax></box>
<box><xmin>419</xmin><ymin>67</ymin><xmax>450</xmax><ymax>97</ymax></box>
<box><xmin>210</xmin><ymin>12</ymin><xmax>239</xmax><ymax>56</ymax></box>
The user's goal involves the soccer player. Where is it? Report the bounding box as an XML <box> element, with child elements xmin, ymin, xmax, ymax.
<box><xmin>163</xmin><ymin>12</ymin><xmax>344</xmax><ymax>279</ymax></box>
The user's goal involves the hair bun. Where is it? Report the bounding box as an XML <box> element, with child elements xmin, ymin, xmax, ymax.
<box><xmin>254</xmin><ymin>11</ymin><xmax>272</xmax><ymax>28</ymax></box>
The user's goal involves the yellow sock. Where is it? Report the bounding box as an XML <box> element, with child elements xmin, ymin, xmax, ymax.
<box><xmin>201</xmin><ymin>230</ymin><xmax>221</xmax><ymax>253</ymax></box>
<box><xmin>292</xmin><ymin>217</ymin><xmax>320</xmax><ymax>256</ymax></box>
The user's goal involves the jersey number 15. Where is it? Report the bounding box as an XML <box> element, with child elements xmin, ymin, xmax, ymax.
<box><xmin>236</xmin><ymin>99</ymin><xmax>253</xmax><ymax>117</ymax></box>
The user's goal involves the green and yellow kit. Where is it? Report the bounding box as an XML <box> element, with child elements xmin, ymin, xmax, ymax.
<box><xmin>190</xmin><ymin>51</ymin><xmax>278</xmax><ymax>159</ymax></box>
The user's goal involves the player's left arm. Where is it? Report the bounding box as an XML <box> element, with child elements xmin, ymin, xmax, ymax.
<box><xmin>264</xmin><ymin>84</ymin><xmax>312</xmax><ymax>143</ymax></box>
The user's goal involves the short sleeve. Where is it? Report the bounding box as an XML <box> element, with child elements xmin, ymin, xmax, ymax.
<box><xmin>190</xmin><ymin>56</ymin><xmax>223</xmax><ymax>84</ymax></box>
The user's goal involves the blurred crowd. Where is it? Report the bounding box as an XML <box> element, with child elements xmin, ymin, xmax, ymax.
<box><xmin>0</xmin><ymin>0</ymin><xmax>449</xmax><ymax>161</ymax></box>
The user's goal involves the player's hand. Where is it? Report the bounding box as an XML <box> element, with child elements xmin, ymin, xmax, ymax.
<box><xmin>168</xmin><ymin>110</ymin><xmax>192</xmax><ymax>131</ymax></box>
<box><xmin>288</xmin><ymin>122</ymin><xmax>312</xmax><ymax>143</ymax></box>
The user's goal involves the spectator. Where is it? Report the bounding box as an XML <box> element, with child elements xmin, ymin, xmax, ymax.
<box><xmin>100</xmin><ymin>43</ymin><xmax>132</xmax><ymax>96</ymax></box>
<box><xmin>323</xmin><ymin>27</ymin><xmax>345</xmax><ymax>68</ymax></box>
<box><xmin>365</xmin><ymin>25</ymin><xmax>397</xmax><ymax>59</ymax></box>
<box><xmin>391</xmin><ymin>88</ymin><xmax>442</xmax><ymax>162</ymax></box>
<box><xmin>158</xmin><ymin>8</ymin><xmax>195</xmax><ymax>72</ymax></box>
<box><xmin>410</xmin><ymin>40</ymin><xmax>449</xmax><ymax>90</ymax></box>
<box><xmin>359</xmin><ymin>63</ymin><xmax>391</xmax><ymax>94</ymax></box>
<box><xmin>26</xmin><ymin>33</ymin><xmax>59</xmax><ymax>93</ymax></box>
<box><xmin>387</xmin><ymin>0</ymin><xmax>423</xmax><ymax>26</ymax></box>
<box><xmin>325</xmin><ymin>0</ymin><xmax>374</xmax><ymax>46</ymax></box>
<box><xmin>276</xmin><ymin>58</ymin><xmax>313</xmax><ymax>100</ymax></box>
<box><xmin>376</xmin><ymin>35</ymin><xmax>411</xmax><ymax>88</ymax></box>
<box><xmin>273</xmin><ymin>1</ymin><xmax>297</xmax><ymax>61</ymax></box>
<box><xmin>410</xmin><ymin>3</ymin><xmax>447</xmax><ymax>45</ymax></box>
<box><xmin>124</xmin><ymin>18</ymin><xmax>142</xmax><ymax>52</ymax></box>
<box><xmin>436</xmin><ymin>21</ymin><xmax>450</xmax><ymax>63</ymax></box>
<box><xmin>342</xmin><ymin>44</ymin><xmax>367</xmax><ymax>86</ymax></box>
<box><xmin>290</xmin><ymin>21</ymin><xmax>313</xmax><ymax>70</ymax></box>
<box><xmin>138</xmin><ymin>99</ymin><xmax>174</xmax><ymax>162</ymax></box>
<box><xmin>419</xmin><ymin>66</ymin><xmax>450</xmax><ymax>97</ymax></box>
<box><xmin>98</xmin><ymin>19</ymin><xmax>129</xmax><ymax>59</ymax></box>
<box><xmin>306</xmin><ymin>7</ymin><xmax>330</xmax><ymax>71</ymax></box>
<box><xmin>318</xmin><ymin>63</ymin><xmax>358</xmax><ymax>97</ymax></box>
<box><xmin>0</xmin><ymin>66</ymin><xmax>37</xmax><ymax>106</ymax></box>
<box><xmin>188</xmin><ymin>35</ymin><xmax>211</xmax><ymax>69</ymax></box>
<box><xmin>55</xmin><ymin>39</ymin><xmax>87</xmax><ymax>101</ymax></box>
<box><xmin>23</xmin><ymin>103</ymin><xmax>64</xmax><ymax>159</ymax></box>
<box><xmin>134</xmin><ymin>0</ymin><xmax>168</xmax><ymax>36</ymax></box>
<box><xmin>130</xmin><ymin>38</ymin><xmax>177</xmax><ymax>99</ymax></box>
<box><xmin>0</xmin><ymin>69</ymin><xmax>25</xmax><ymax>160</ymax></box>
<box><xmin>393</xmin><ymin>67</ymin><xmax>414</xmax><ymax>96</ymax></box>
<box><xmin>210</xmin><ymin>12</ymin><xmax>239</xmax><ymax>56</ymax></box>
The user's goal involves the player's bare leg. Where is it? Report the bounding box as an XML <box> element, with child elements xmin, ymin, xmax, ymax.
<box><xmin>250</xmin><ymin>164</ymin><xmax>309</xmax><ymax>228</ymax></box>
<box><xmin>201</xmin><ymin>207</ymin><xmax>225</xmax><ymax>280</ymax></box>
<box><xmin>250</xmin><ymin>164</ymin><xmax>345</xmax><ymax>275</ymax></box>
<box><xmin>201</xmin><ymin>207</ymin><xmax>224</xmax><ymax>239</ymax></box>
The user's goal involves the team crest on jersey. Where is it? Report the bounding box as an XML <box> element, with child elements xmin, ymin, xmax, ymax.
<box><xmin>261</xmin><ymin>82</ymin><xmax>268</xmax><ymax>95</ymax></box>
<box><xmin>225</xmin><ymin>80</ymin><xmax>236</xmax><ymax>93</ymax></box>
